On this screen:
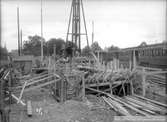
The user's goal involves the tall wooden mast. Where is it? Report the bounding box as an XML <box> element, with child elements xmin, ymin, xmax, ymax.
<box><xmin>17</xmin><ymin>7</ymin><xmax>21</xmax><ymax>56</ymax></box>
<box><xmin>66</xmin><ymin>0</ymin><xmax>89</xmax><ymax>56</ymax></box>
<box><xmin>40</xmin><ymin>0</ymin><xmax>44</xmax><ymax>62</ymax></box>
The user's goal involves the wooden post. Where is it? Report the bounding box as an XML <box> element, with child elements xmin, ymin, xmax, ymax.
<box><xmin>27</xmin><ymin>100</ymin><xmax>32</xmax><ymax>117</ymax></box>
<box><xmin>129</xmin><ymin>58</ymin><xmax>132</xmax><ymax>71</ymax></box>
<box><xmin>117</xmin><ymin>58</ymin><xmax>119</xmax><ymax>70</ymax></box>
<box><xmin>166</xmin><ymin>73</ymin><xmax>167</xmax><ymax>95</ymax></box>
<box><xmin>142</xmin><ymin>68</ymin><xmax>146</xmax><ymax>97</ymax></box>
<box><xmin>82</xmin><ymin>75</ymin><xmax>85</xmax><ymax>100</ymax></box>
<box><xmin>113</xmin><ymin>58</ymin><xmax>116</xmax><ymax>71</ymax></box>
<box><xmin>17</xmin><ymin>7</ymin><xmax>20</xmax><ymax>56</ymax></box>
<box><xmin>54</xmin><ymin>44</ymin><xmax>56</xmax><ymax>61</ymax></box>
<box><xmin>54</xmin><ymin>76</ymin><xmax>57</xmax><ymax>100</ymax></box>
<box><xmin>110</xmin><ymin>82</ymin><xmax>113</xmax><ymax>95</ymax></box>
<box><xmin>130</xmin><ymin>80</ymin><xmax>134</xmax><ymax>95</ymax></box>
<box><xmin>133</xmin><ymin>50</ymin><xmax>136</xmax><ymax>69</ymax></box>
<box><xmin>97</xmin><ymin>51</ymin><xmax>100</xmax><ymax>68</ymax></box>
<box><xmin>60</xmin><ymin>79</ymin><xmax>64</xmax><ymax>103</ymax></box>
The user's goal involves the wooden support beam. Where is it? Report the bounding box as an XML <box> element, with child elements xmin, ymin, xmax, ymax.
<box><xmin>86</xmin><ymin>87</ymin><xmax>150</xmax><ymax>116</ymax></box>
<box><xmin>107</xmin><ymin>97</ymin><xmax>131</xmax><ymax>116</ymax></box>
<box><xmin>142</xmin><ymin>68</ymin><xmax>146</xmax><ymax>97</ymax></box>
<box><xmin>165</xmin><ymin>73</ymin><xmax>167</xmax><ymax>96</ymax></box>
<box><xmin>125</xmin><ymin>96</ymin><xmax>163</xmax><ymax>112</ymax></box>
<box><xmin>110</xmin><ymin>82</ymin><xmax>113</xmax><ymax>95</ymax></box>
<box><xmin>125</xmin><ymin>97</ymin><xmax>155</xmax><ymax>111</ymax></box>
<box><xmin>17</xmin><ymin>81</ymin><xmax>28</xmax><ymax>104</ymax></box>
<box><xmin>86</xmin><ymin>82</ymin><xmax>110</xmax><ymax>87</ymax></box>
<box><xmin>134</xmin><ymin>94</ymin><xmax>167</xmax><ymax>108</ymax></box>
<box><xmin>14</xmin><ymin>73</ymin><xmax>53</xmax><ymax>89</ymax></box>
<box><xmin>133</xmin><ymin>50</ymin><xmax>136</xmax><ymax>69</ymax></box>
<box><xmin>82</xmin><ymin>75</ymin><xmax>85</xmax><ymax>100</ymax></box>
<box><xmin>11</xmin><ymin>93</ymin><xmax>26</xmax><ymax>106</ymax></box>
<box><xmin>60</xmin><ymin>79</ymin><xmax>64</xmax><ymax>103</ymax></box>
<box><xmin>26</xmin><ymin>73</ymin><xmax>49</xmax><ymax>81</ymax></box>
<box><xmin>129</xmin><ymin>58</ymin><xmax>132</xmax><ymax>70</ymax></box>
<box><xmin>130</xmin><ymin>80</ymin><xmax>134</xmax><ymax>95</ymax></box>
<box><xmin>136</xmin><ymin>69</ymin><xmax>167</xmax><ymax>75</ymax></box>
<box><xmin>25</xmin><ymin>74</ymin><xmax>59</xmax><ymax>87</ymax></box>
<box><xmin>113</xmin><ymin>116</ymin><xmax>166</xmax><ymax>122</ymax></box>
<box><xmin>108</xmin><ymin>94</ymin><xmax>150</xmax><ymax>116</ymax></box>
<box><xmin>23</xmin><ymin>79</ymin><xmax>61</xmax><ymax>92</ymax></box>
<box><xmin>103</xmin><ymin>96</ymin><xmax>128</xmax><ymax>116</ymax></box>
<box><xmin>6</xmin><ymin>91</ymin><xmax>26</xmax><ymax>106</ymax></box>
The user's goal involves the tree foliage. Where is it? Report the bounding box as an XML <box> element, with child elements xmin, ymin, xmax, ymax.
<box><xmin>22</xmin><ymin>35</ymin><xmax>66</xmax><ymax>56</ymax></box>
<box><xmin>0</xmin><ymin>46</ymin><xmax>8</xmax><ymax>60</ymax></box>
<box><xmin>47</xmin><ymin>38</ymin><xmax>65</xmax><ymax>56</ymax></box>
<box><xmin>91</xmin><ymin>41</ymin><xmax>102</xmax><ymax>52</ymax></box>
<box><xmin>23</xmin><ymin>35</ymin><xmax>47</xmax><ymax>56</ymax></box>
<box><xmin>81</xmin><ymin>46</ymin><xmax>91</xmax><ymax>56</ymax></box>
<box><xmin>107</xmin><ymin>45</ymin><xmax>120</xmax><ymax>52</ymax></box>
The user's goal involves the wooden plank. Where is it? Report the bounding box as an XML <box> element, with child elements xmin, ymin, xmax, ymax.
<box><xmin>11</xmin><ymin>93</ymin><xmax>26</xmax><ymax>106</ymax></box>
<box><xmin>129</xmin><ymin>96</ymin><xmax>167</xmax><ymax>115</ymax></box>
<box><xmin>102</xmin><ymin>97</ymin><xmax>120</xmax><ymax>113</ymax></box>
<box><xmin>130</xmin><ymin>80</ymin><xmax>134</xmax><ymax>95</ymax></box>
<box><xmin>86</xmin><ymin>82</ymin><xmax>110</xmax><ymax>87</ymax></box>
<box><xmin>60</xmin><ymin>79</ymin><xmax>64</xmax><ymax>103</ymax></box>
<box><xmin>108</xmin><ymin>94</ymin><xmax>150</xmax><ymax>116</ymax></box>
<box><xmin>142</xmin><ymin>68</ymin><xmax>146</xmax><ymax>96</ymax></box>
<box><xmin>14</xmin><ymin>73</ymin><xmax>52</xmax><ymax>89</ymax></box>
<box><xmin>6</xmin><ymin>91</ymin><xmax>26</xmax><ymax>106</ymax></box>
<box><xmin>136</xmin><ymin>66</ymin><xmax>163</xmax><ymax>71</ymax></box>
<box><xmin>113</xmin><ymin>116</ymin><xmax>167</xmax><ymax>122</ymax></box>
<box><xmin>24</xmin><ymin>73</ymin><xmax>49</xmax><ymax>82</ymax></box>
<box><xmin>17</xmin><ymin>81</ymin><xmax>28</xmax><ymax>104</ymax></box>
<box><xmin>26</xmin><ymin>75</ymin><xmax>56</xmax><ymax>86</ymax></box>
<box><xmin>125</xmin><ymin>96</ymin><xmax>163</xmax><ymax>112</ymax></box>
<box><xmin>107</xmin><ymin>97</ymin><xmax>131</xmax><ymax>116</ymax></box>
<box><xmin>134</xmin><ymin>94</ymin><xmax>167</xmax><ymax>108</ymax></box>
<box><xmin>165</xmin><ymin>73</ymin><xmax>167</xmax><ymax>94</ymax></box>
<box><xmin>86</xmin><ymin>87</ymin><xmax>150</xmax><ymax>116</ymax></box>
<box><xmin>23</xmin><ymin>79</ymin><xmax>61</xmax><ymax>92</ymax></box>
<box><xmin>137</xmin><ymin>70</ymin><xmax>167</xmax><ymax>75</ymax></box>
<box><xmin>124</xmin><ymin>97</ymin><xmax>156</xmax><ymax>114</ymax></box>
<box><xmin>82</xmin><ymin>75</ymin><xmax>85</xmax><ymax>100</ymax></box>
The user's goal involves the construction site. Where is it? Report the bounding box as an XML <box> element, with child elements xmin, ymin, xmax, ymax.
<box><xmin>0</xmin><ymin>0</ymin><xmax>167</xmax><ymax>122</ymax></box>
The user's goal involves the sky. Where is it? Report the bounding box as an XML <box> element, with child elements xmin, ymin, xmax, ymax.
<box><xmin>1</xmin><ymin>0</ymin><xmax>166</xmax><ymax>51</ymax></box>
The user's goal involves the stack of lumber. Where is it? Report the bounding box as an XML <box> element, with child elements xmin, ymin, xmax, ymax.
<box><xmin>87</xmin><ymin>87</ymin><xmax>166</xmax><ymax>116</ymax></box>
<box><xmin>102</xmin><ymin>94</ymin><xmax>167</xmax><ymax>116</ymax></box>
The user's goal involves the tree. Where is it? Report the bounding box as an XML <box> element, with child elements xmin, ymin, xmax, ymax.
<box><xmin>47</xmin><ymin>38</ymin><xmax>65</xmax><ymax>56</ymax></box>
<box><xmin>22</xmin><ymin>35</ymin><xmax>47</xmax><ymax>56</ymax></box>
<box><xmin>91</xmin><ymin>41</ymin><xmax>102</xmax><ymax>52</ymax></box>
<box><xmin>81</xmin><ymin>46</ymin><xmax>91</xmax><ymax>56</ymax></box>
<box><xmin>0</xmin><ymin>46</ymin><xmax>8</xmax><ymax>60</ymax></box>
<box><xmin>107</xmin><ymin>45</ymin><xmax>119</xmax><ymax>52</ymax></box>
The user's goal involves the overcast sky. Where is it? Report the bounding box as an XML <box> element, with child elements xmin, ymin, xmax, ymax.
<box><xmin>1</xmin><ymin>0</ymin><xmax>166</xmax><ymax>51</ymax></box>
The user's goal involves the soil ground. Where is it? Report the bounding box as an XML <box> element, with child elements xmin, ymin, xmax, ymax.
<box><xmin>9</xmin><ymin>88</ymin><xmax>115</xmax><ymax>122</ymax></box>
